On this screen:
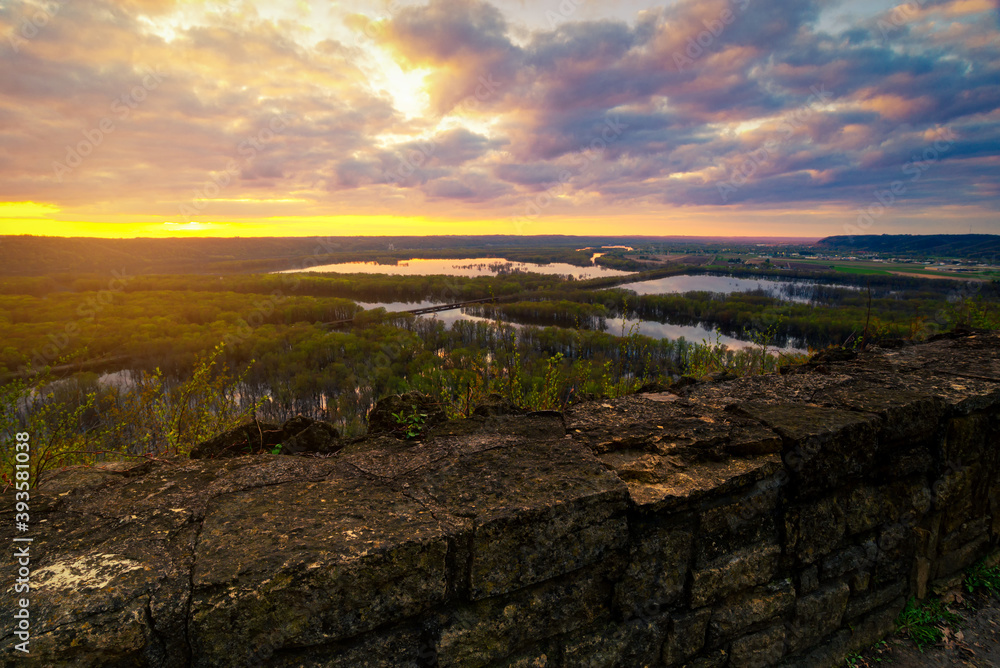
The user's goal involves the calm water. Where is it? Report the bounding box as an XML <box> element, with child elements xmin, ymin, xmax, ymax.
<box><xmin>355</xmin><ymin>300</ymin><xmax>438</xmax><ymax>311</ymax></box>
<box><xmin>356</xmin><ymin>301</ymin><xmax>802</xmax><ymax>351</ymax></box>
<box><xmin>604</xmin><ymin>317</ymin><xmax>805</xmax><ymax>352</ymax></box>
<box><xmin>349</xmin><ymin>272</ymin><xmax>842</xmax><ymax>351</ymax></box>
<box><xmin>279</xmin><ymin>257</ymin><xmax>631</xmax><ymax>279</ymax></box>
<box><xmin>616</xmin><ymin>274</ymin><xmax>842</xmax><ymax>303</ymax></box>
<box><xmin>605</xmin><ymin>317</ymin><xmax>759</xmax><ymax>350</ymax></box>
<box><xmin>355</xmin><ymin>301</ymin><xmax>512</xmax><ymax>328</ymax></box>
<box><xmin>575</xmin><ymin>246</ymin><xmax>635</xmax><ymax>265</ymax></box>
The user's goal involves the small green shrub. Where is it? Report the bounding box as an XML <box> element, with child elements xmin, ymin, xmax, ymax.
<box><xmin>895</xmin><ymin>596</ymin><xmax>961</xmax><ymax>650</ymax></box>
<box><xmin>392</xmin><ymin>408</ymin><xmax>427</xmax><ymax>440</ymax></box>
<box><xmin>964</xmin><ymin>558</ymin><xmax>1000</xmax><ymax>595</ymax></box>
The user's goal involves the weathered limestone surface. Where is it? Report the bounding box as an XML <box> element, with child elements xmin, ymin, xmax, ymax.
<box><xmin>2</xmin><ymin>332</ymin><xmax>999</xmax><ymax>667</ymax></box>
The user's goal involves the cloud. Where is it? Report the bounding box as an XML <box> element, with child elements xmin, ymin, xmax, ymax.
<box><xmin>380</xmin><ymin>0</ymin><xmax>521</xmax><ymax>115</ymax></box>
<box><xmin>422</xmin><ymin>172</ymin><xmax>511</xmax><ymax>201</ymax></box>
<box><xmin>0</xmin><ymin>0</ymin><xmax>997</xmax><ymax>230</ymax></box>
<box><xmin>493</xmin><ymin>162</ymin><xmax>567</xmax><ymax>187</ymax></box>
<box><xmin>419</xmin><ymin>127</ymin><xmax>504</xmax><ymax>166</ymax></box>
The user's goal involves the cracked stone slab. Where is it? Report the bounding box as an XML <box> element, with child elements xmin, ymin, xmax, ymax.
<box><xmin>0</xmin><ymin>502</ymin><xmax>196</xmax><ymax>668</ymax></box>
<box><xmin>867</xmin><ymin>369</ymin><xmax>1000</xmax><ymax>415</ymax></box>
<box><xmin>565</xmin><ymin>394</ymin><xmax>782</xmax><ymax>460</ymax></box>
<box><xmin>806</xmin><ymin>380</ymin><xmax>945</xmax><ymax>445</ymax></box>
<box><xmin>680</xmin><ymin>372</ymin><xmax>856</xmax><ymax>410</ymax></box>
<box><xmin>620</xmin><ymin>454</ymin><xmax>783</xmax><ymax>513</ymax></box>
<box><xmin>189</xmin><ymin>463</ymin><xmax>452</xmax><ymax>666</ymax></box>
<box><xmin>879</xmin><ymin>334</ymin><xmax>1000</xmax><ymax>381</ymax></box>
<box><xmin>394</xmin><ymin>435</ymin><xmax>629</xmax><ymax>600</ymax></box>
<box><xmin>0</xmin><ymin>456</ymin><xmax>347</xmax><ymax>668</ymax></box>
<box><xmin>736</xmin><ymin>402</ymin><xmax>881</xmax><ymax>497</ymax></box>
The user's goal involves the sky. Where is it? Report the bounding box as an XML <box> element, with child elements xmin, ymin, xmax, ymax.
<box><xmin>0</xmin><ymin>0</ymin><xmax>998</xmax><ymax>239</ymax></box>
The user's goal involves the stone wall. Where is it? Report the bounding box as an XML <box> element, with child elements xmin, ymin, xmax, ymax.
<box><xmin>2</xmin><ymin>332</ymin><xmax>998</xmax><ymax>667</ymax></box>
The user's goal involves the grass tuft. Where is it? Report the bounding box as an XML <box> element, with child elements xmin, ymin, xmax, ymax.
<box><xmin>964</xmin><ymin>557</ymin><xmax>1000</xmax><ymax>596</ymax></box>
<box><xmin>895</xmin><ymin>596</ymin><xmax>961</xmax><ymax>650</ymax></box>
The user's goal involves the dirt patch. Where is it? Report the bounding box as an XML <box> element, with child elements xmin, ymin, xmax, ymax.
<box><xmin>853</xmin><ymin>590</ymin><xmax>1000</xmax><ymax>667</ymax></box>
<box><xmin>626</xmin><ymin>253</ymin><xmax>701</xmax><ymax>266</ymax></box>
<box><xmin>888</xmin><ymin>270</ymin><xmax>988</xmax><ymax>282</ymax></box>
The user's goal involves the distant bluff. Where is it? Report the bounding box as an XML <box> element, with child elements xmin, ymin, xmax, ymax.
<box><xmin>816</xmin><ymin>233</ymin><xmax>1000</xmax><ymax>258</ymax></box>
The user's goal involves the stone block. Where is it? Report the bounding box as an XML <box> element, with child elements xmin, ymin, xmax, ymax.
<box><xmin>787</xmin><ymin>582</ymin><xmax>850</xmax><ymax>654</ymax></box>
<box><xmin>708</xmin><ymin>579</ymin><xmax>795</xmax><ymax>641</ymax></box>
<box><xmin>613</xmin><ymin>454</ymin><xmax>783</xmax><ymax>514</ymax></box>
<box><xmin>494</xmin><ymin>653</ymin><xmax>554</xmax><ymax>668</ymax></box>
<box><xmin>691</xmin><ymin>544</ymin><xmax>782</xmax><ymax>608</ymax></box>
<box><xmin>933</xmin><ymin>534</ymin><xmax>990</xmax><ymax>580</ymax></box>
<box><xmin>810</xmin><ymin>381</ymin><xmax>943</xmax><ymax>449</ymax></box>
<box><xmin>190</xmin><ymin>474</ymin><xmax>451</xmax><ymax>666</ymax></box>
<box><xmin>785</xmin><ymin>496</ymin><xmax>846</xmax><ymax>565</ymax></box>
<box><xmin>798</xmin><ymin>565</ymin><xmax>819</xmax><ymax>594</ymax></box>
<box><xmin>849</xmin><ymin>571</ymin><xmax>870</xmax><ymax>594</ymax></box>
<box><xmin>437</xmin><ymin>563</ymin><xmax>612</xmax><ymax>667</ymax></box>
<box><xmin>991</xmin><ymin>480</ymin><xmax>1000</xmax><ymax>538</ymax></box>
<box><xmin>842</xmin><ymin>479</ymin><xmax>929</xmax><ymax>536</ymax></box>
<box><xmin>942</xmin><ymin>413</ymin><xmax>992</xmax><ymax>464</ymax></box>
<box><xmin>938</xmin><ymin>518</ymin><xmax>989</xmax><ymax>556</ymax></box>
<box><xmin>268</xmin><ymin>623</ymin><xmax>434</xmax><ymax>668</ymax></box>
<box><xmin>683</xmin><ymin>649</ymin><xmax>728</xmax><ymax>668</ymax></box>
<box><xmin>844</xmin><ymin>580</ymin><xmax>907</xmax><ymax>620</ymax></box>
<box><xmin>793</xmin><ymin>629</ymin><xmax>850</xmax><ymax>668</ymax></box>
<box><xmin>793</xmin><ymin>599</ymin><xmax>903</xmax><ymax>667</ymax></box>
<box><xmin>736</xmin><ymin>402</ymin><xmax>880</xmax><ymax>497</ymax></box>
<box><xmin>729</xmin><ymin>625</ymin><xmax>786</xmax><ymax>668</ymax></box>
<box><xmin>396</xmin><ymin>437</ymin><xmax>630</xmax><ymax>601</ymax></box>
<box><xmin>933</xmin><ymin>462</ymin><xmax>979</xmax><ymax>534</ymax></box>
<box><xmin>914</xmin><ymin>557</ymin><xmax>932</xmax><ymax>599</ymax></box>
<box><xmin>820</xmin><ymin>545</ymin><xmax>869</xmax><ymax>581</ymax></box>
<box><xmin>615</xmin><ymin>521</ymin><xmax>692</xmax><ymax>619</ymax></box>
<box><xmin>842</xmin><ymin>485</ymin><xmax>885</xmax><ymax>535</ymax></box>
<box><xmin>662</xmin><ymin>607</ymin><xmax>711</xmax><ymax>667</ymax></box>
<box><xmin>873</xmin><ymin>525</ymin><xmax>917</xmax><ymax>585</ymax></box>
<box><xmin>564</xmin><ymin>617</ymin><xmax>665</xmax><ymax>668</ymax></box>
<box><xmin>697</xmin><ymin>483</ymin><xmax>780</xmax><ymax>566</ymax></box>
<box><xmin>844</xmin><ymin>598</ymin><xmax>905</xmax><ymax>656</ymax></box>
<box><xmin>931</xmin><ymin>572</ymin><xmax>966</xmax><ymax>596</ymax></box>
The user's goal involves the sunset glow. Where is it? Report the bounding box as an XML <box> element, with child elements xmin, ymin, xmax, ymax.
<box><xmin>1</xmin><ymin>0</ymin><xmax>997</xmax><ymax>238</ymax></box>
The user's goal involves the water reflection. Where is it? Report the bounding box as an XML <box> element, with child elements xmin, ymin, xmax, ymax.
<box><xmin>355</xmin><ymin>300</ymin><xmax>438</xmax><ymax>311</ymax></box>
<box><xmin>278</xmin><ymin>257</ymin><xmax>631</xmax><ymax>279</ymax></box>
<box><xmin>355</xmin><ymin>301</ymin><xmax>802</xmax><ymax>351</ymax></box>
<box><xmin>603</xmin><ymin>317</ymin><xmax>805</xmax><ymax>353</ymax></box>
<box><xmin>356</xmin><ymin>301</ymin><xmax>518</xmax><ymax>329</ymax></box>
<box><xmin>617</xmin><ymin>274</ymin><xmax>849</xmax><ymax>303</ymax></box>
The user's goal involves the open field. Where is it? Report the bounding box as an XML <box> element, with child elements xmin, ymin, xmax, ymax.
<box><xmin>889</xmin><ymin>270</ymin><xmax>990</xmax><ymax>282</ymax></box>
<box><xmin>769</xmin><ymin>258</ymin><xmax>996</xmax><ymax>280</ymax></box>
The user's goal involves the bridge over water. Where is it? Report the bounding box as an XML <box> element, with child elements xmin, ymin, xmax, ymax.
<box><xmin>323</xmin><ymin>297</ymin><xmax>499</xmax><ymax>328</ymax></box>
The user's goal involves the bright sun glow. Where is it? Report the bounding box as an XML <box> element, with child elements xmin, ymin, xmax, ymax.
<box><xmin>0</xmin><ymin>201</ymin><xmax>61</xmax><ymax>221</ymax></box>
<box><xmin>368</xmin><ymin>48</ymin><xmax>432</xmax><ymax>120</ymax></box>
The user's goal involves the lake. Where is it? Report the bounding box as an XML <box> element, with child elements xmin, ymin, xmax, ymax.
<box><xmin>615</xmin><ymin>274</ymin><xmax>849</xmax><ymax>303</ymax></box>
<box><xmin>347</xmin><ymin>272</ymin><xmax>843</xmax><ymax>352</ymax></box>
<box><xmin>355</xmin><ymin>301</ymin><xmax>804</xmax><ymax>351</ymax></box>
<box><xmin>279</xmin><ymin>257</ymin><xmax>631</xmax><ymax>279</ymax></box>
<box><xmin>355</xmin><ymin>301</ymin><xmax>503</xmax><ymax>328</ymax></box>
